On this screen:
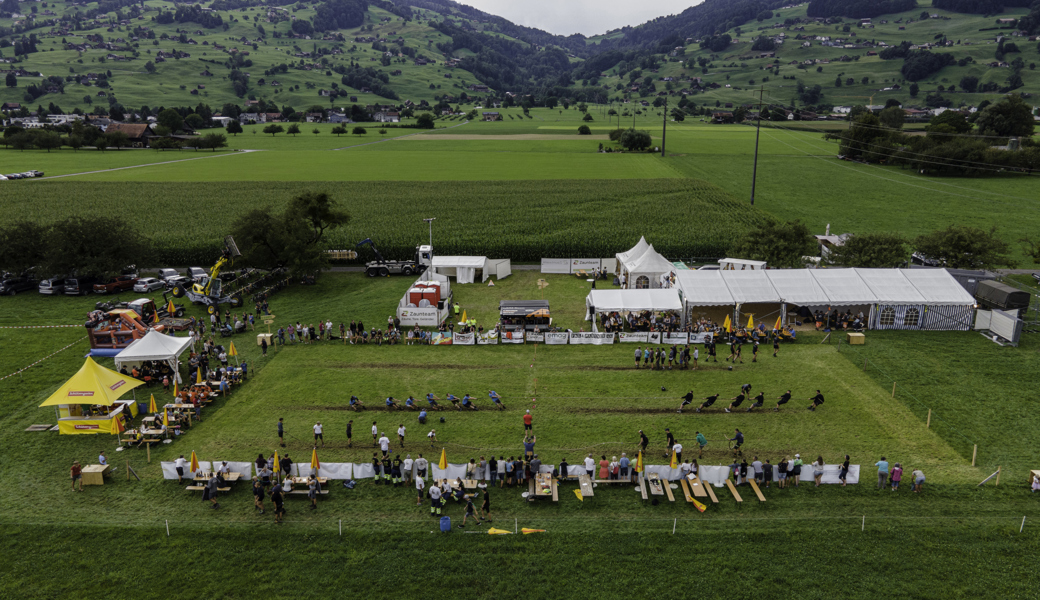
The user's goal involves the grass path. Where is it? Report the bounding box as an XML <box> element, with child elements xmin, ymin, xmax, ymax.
<box><xmin>29</xmin><ymin>149</ymin><xmax>261</xmax><ymax>180</ymax></box>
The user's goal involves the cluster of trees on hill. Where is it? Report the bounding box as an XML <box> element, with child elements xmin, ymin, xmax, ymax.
<box><xmin>829</xmin><ymin>96</ymin><xmax>1039</xmax><ymax>176</ymax></box>
<box><xmin>901</xmin><ymin>50</ymin><xmax>956</xmax><ymax>81</ymax></box>
<box><xmin>597</xmin><ymin>0</ymin><xmax>788</xmax><ymax>50</ymax></box>
<box><xmin>806</xmin><ymin>0</ymin><xmax>917</xmax><ymax>19</ymax></box>
<box><xmin>932</xmin><ymin>0</ymin><xmax>1032</xmax><ymax>14</ymax></box>
<box><xmin>313</xmin><ymin>0</ymin><xmax>368</xmax><ymax>32</ymax></box>
<box><xmin>155</xmin><ymin>5</ymin><xmax>224</xmax><ymax>28</ymax></box>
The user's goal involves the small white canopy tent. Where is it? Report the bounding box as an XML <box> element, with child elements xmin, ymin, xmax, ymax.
<box><xmin>719</xmin><ymin>258</ymin><xmax>767</xmax><ymax>270</ymax></box>
<box><xmin>432</xmin><ymin>256</ymin><xmax>488</xmax><ymax>284</ymax></box>
<box><xmin>615</xmin><ymin>237</ymin><xmax>650</xmax><ymax>272</ymax></box>
<box><xmin>623</xmin><ymin>245</ymin><xmax>675</xmax><ymax>289</ymax></box>
<box><xmin>114</xmin><ymin>330</ymin><xmax>193</xmax><ymax>383</ymax></box>
<box><xmin>585</xmin><ymin>289</ymin><xmax>683</xmax><ymax>317</ymax></box>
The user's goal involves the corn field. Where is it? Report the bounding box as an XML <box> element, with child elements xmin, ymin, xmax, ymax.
<box><xmin>0</xmin><ymin>180</ymin><xmax>766</xmax><ymax>264</ymax></box>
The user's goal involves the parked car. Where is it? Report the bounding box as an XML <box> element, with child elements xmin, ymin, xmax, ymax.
<box><xmin>187</xmin><ymin>267</ymin><xmax>208</xmax><ymax>281</ymax></box>
<box><xmin>38</xmin><ymin>278</ymin><xmax>66</xmax><ymax>295</ymax></box>
<box><xmin>93</xmin><ymin>275</ymin><xmax>139</xmax><ymax>294</ymax></box>
<box><xmin>157</xmin><ymin>268</ymin><xmax>179</xmax><ymax>281</ymax></box>
<box><xmin>133</xmin><ymin>277</ymin><xmax>165</xmax><ymax>293</ymax></box>
<box><xmin>0</xmin><ymin>277</ymin><xmax>36</xmax><ymax>295</ymax></box>
<box><xmin>29</xmin><ymin>170</ymin><xmax>44</xmax><ymax>177</ymax></box>
<box><xmin>65</xmin><ymin>276</ymin><xmax>100</xmax><ymax>295</ymax></box>
<box><xmin>164</xmin><ymin>275</ymin><xmax>192</xmax><ymax>291</ymax></box>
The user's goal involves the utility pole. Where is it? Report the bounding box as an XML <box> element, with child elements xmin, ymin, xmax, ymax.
<box><xmin>423</xmin><ymin>217</ymin><xmax>435</xmax><ymax>247</ymax></box>
<box><xmin>750</xmin><ymin>85</ymin><xmax>765</xmax><ymax>207</ymax></box>
<box><xmin>661</xmin><ymin>98</ymin><xmax>667</xmax><ymax>158</ymax></box>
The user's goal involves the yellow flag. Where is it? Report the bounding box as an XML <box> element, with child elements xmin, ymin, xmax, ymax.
<box><xmin>189</xmin><ymin>450</ymin><xmax>199</xmax><ymax>472</ymax></box>
<box><xmin>173</xmin><ymin>381</ymin><xmax>178</xmax><ymax>397</ymax></box>
<box><xmin>148</xmin><ymin>394</ymin><xmax>158</xmax><ymax>414</ymax></box>
<box><xmin>669</xmin><ymin>449</ymin><xmax>677</xmax><ymax>469</ymax></box>
<box><xmin>723</xmin><ymin>314</ymin><xmax>732</xmax><ymax>333</ymax></box>
<box><xmin>692</xmin><ymin>498</ymin><xmax>707</xmax><ymax>513</ymax></box>
<box><xmin>521</xmin><ymin>528</ymin><xmax>545</xmax><ymax>534</ymax></box>
<box><xmin>167</xmin><ymin>300</ymin><xmax>176</xmax><ymax>315</ymax></box>
<box><xmin>460</xmin><ymin>310</ymin><xmax>467</xmax><ymax>323</ymax></box>
<box><xmin>164</xmin><ymin>408</ymin><xmax>169</xmax><ymax>428</ymax></box>
<box><xmin>572</xmin><ymin>489</ymin><xmax>583</xmax><ymax>502</ymax></box>
<box><xmin>310</xmin><ymin>448</ymin><xmax>320</xmax><ymax>470</ymax></box>
<box><xmin>273</xmin><ymin>450</ymin><xmax>281</xmax><ymax>473</ymax></box>
<box><xmin>228</xmin><ymin>342</ymin><xmax>238</xmax><ymax>357</ymax></box>
<box><xmin>487</xmin><ymin>528</ymin><xmax>512</xmax><ymax>535</ymax></box>
<box><xmin>635</xmin><ymin>450</ymin><xmax>644</xmax><ymax>473</ymax></box>
<box><xmin>109</xmin><ymin>416</ymin><xmax>125</xmax><ymax>435</ymax></box>
<box><xmin>774</xmin><ymin>315</ymin><xmax>782</xmax><ymax>330</ymax></box>
<box><xmin>747</xmin><ymin>314</ymin><xmax>754</xmax><ymax>329</ymax></box>
<box><xmin>438</xmin><ymin>448</ymin><xmax>447</xmax><ymax>470</ymax></box>
<box><xmin>196</xmin><ymin>368</ymin><xmax>202</xmax><ymax>384</ymax></box>
<box><xmin>153</xmin><ymin>310</ymin><xmax>159</xmax><ymax>324</ymax></box>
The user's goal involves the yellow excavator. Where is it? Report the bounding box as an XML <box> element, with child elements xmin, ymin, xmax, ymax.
<box><xmin>170</xmin><ymin>235</ymin><xmax>244</xmax><ymax>314</ymax></box>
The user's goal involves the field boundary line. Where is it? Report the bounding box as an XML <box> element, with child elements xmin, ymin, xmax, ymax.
<box><xmin>30</xmin><ymin>149</ymin><xmax>262</xmax><ymax>180</ymax></box>
<box><xmin>330</xmin><ymin>121</ymin><xmax>470</xmax><ymax>151</ymax></box>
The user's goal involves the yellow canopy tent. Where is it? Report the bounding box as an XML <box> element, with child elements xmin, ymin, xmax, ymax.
<box><xmin>39</xmin><ymin>357</ymin><xmax>143</xmax><ymax>435</ymax></box>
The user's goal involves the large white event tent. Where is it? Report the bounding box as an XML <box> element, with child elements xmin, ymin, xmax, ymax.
<box><xmin>585</xmin><ymin>289</ymin><xmax>684</xmax><ymax>325</ymax></box>
<box><xmin>615</xmin><ymin>238</ymin><xmax>675</xmax><ymax>289</ymax></box>
<box><xmin>676</xmin><ymin>268</ymin><xmax>975</xmax><ymax>331</ymax></box>
<box><xmin>113</xmin><ymin>330</ymin><xmax>193</xmax><ymax>382</ymax></box>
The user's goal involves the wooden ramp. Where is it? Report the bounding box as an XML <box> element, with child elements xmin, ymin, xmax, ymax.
<box><xmin>748</xmin><ymin>479</ymin><xmax>767</xmax><ymax>502</ymax></box>
<box><xmin>688</xmin><ymin>476</ymin><xmax>708</xmax><ymax>498</ymax></box>
<box><xmin>639</xmin><ymin>474</ymin><xmax>649</xmax><ymax>500</ymax></box>
<box><xmin>679</xmin><ymin>478</ymin><xmax>695</xmax><ymax>503</ymax></box>
<box><xmin>725</xmin><ymin>480</ymin><xmax>744</xmax><ymax>503</ymax></box>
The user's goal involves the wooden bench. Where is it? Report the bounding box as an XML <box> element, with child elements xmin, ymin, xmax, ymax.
<box><xmin>646</xmin><ymin>474</ymin><xmax>664</xmax><ymax>496</ymax></box>
<box><xmin>679</xmin><ymin>478</ymin><xmax>695</xmax><ymax>503</ymax></box>
<box><xmin>185</xmin><ymin>486</ymin><xmax>231</xmax><ymax>493</ymax></box>
<box><xmin>725</xmin><ymin>480</ymin><xmax>743</xmax><ymax>503</ymax></box>
<box><xmin>593</xmin><ymin>479</ymin><xmax>628</xmax><ymax>484</ymax></box>
<box><xmin>748</xmin><ymin>479</ymin><xmax>767</xmax><ymax>502</ymax></box>
<box><xmin>577</xmin><ymin>474</ymin><xmax>595</xmax><ymax>497</ymax></box>
<box><xmin>687</xmin><ymin>476</ymin><xmax>708</xmax><ymax>498</ymax></box>
<box><xmin>287</xmin><ymin>489</ymin><xmax>330</xmax><ymax>496</ymax></box>
<box><xmin>663</xmin><ymin>479</ymin><xmax>675</xmax><ymax>502</ymax></box>
<box><xmin>701</xmin><ymin>479</ymin><xmax>719</xmax><ymax>504</ymax></box>
<box><xmin>638</xmin><ymin>474</ymin><xmax>648</xmax><ymax>501</ymax></box>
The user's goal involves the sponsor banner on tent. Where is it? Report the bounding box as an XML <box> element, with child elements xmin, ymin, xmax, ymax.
<box><xmin>398</xmin><ymin>307</ymin><xmax>439</xmax><ymax>327</ymax></box>
<box><xmin>430</xmin><ymin>333</ymin><xmax>453</xmax><ymax>345</ymax></box>
<box><xmin>540</xmin><ymin>258</ymin><xmax>571</xmax><ymax>274</ymax></box>
<box><xmin>501</xmin><ymin>331</ymin><xmax>524</xmax><ymax>344</ymax></box>
<box><xmin>477</xmin><ymin>333</ymin><xmax>499</xmax><ymax>345</ymax></box>
<box><xmin>570</xmin><ymin>332</ymin><xmax>615</xmax><ymax>345</ymax></box>
<box><xmin>619</xmin><ymin>332</ymin><xmax>648</xmax><ymax>343</ymax></box>
<box><xmin>664</xmin><ymin>333</ymin><xmax>689</xmax><ymax>344</ymax></box>
<box><xmin>525</xmin><ymin>332</ymin><xmax>544</xmax><ymax>343</ymax></box>
<box><xmin>648</xmin><ymin>332</ymin><xmax>661</xmax><ymax>344</ymax></box>
<box><xmin>690</xmin><ymin>332</ymin><xmax>714</xmax><ymax>344</ymax></box>
<box><xmin>58</xmin><ymin>417</ymin><xmax>117</xmax><ymax>435</ymax></box>
<box><xmin>452</xmin><ymin>333</ymin><xmax>475</xmax><ymax>345</ymax></box>
<box><xmin>545</xmin><ymin>332</ymin><xmax>569</xmax><ymax>345</ymax></box>
<box><xmin>570</xmin><ymin>258</ymin><xmax>601</xmax><ymax>273</ymax></box>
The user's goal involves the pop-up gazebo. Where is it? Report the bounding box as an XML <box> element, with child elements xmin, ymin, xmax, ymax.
<box><xmin>114</xmin><ymin>330</ymin><xmax>192</xmax><ymax>384</ymax></box>
<box><xmin>40</xmin><ymin>357</ymin><xmax>144</xmax><ymax>435</ymax></box>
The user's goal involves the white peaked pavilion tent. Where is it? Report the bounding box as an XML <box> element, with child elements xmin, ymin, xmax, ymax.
<box><xmin>615</xmin><ymin>237</ymin><xmax>650</xmax><ymax>272</ymax></box>
<box><xmin>114</xmin><ymin>330</ymin><xmax>193</xmax><ymax>382</ymax></box>
<box><xmin>585</xmin><ymin>289</ymin><xmax>684</xmax><ymax>326</ymax></box>
<box><xmin>676</xmin><ymin>268</ymin><xmax>975</xmax><ymax>331</ymax></box>
<box><xmin>622</xmin><ymin>245</ymin><xmax>675</xmax><ymax>289</ymax></box>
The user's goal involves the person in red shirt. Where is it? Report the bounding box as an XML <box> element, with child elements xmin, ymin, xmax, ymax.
<box><xmin>71</xmin><ymin>461</ymin><xmax>82</xmax><ymax>492</ymax></box>
<box><xmin>523</xmin><ymin>410</ymin><xmax>533</xmax><ymax>433</ymax></box>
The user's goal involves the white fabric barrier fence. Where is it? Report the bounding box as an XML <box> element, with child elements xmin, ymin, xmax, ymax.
<box><xmin>526</xmin><ymin>332</ymin><xmax>544</xmax><ymax>343</ymax></box>
<box><xmin>541</xmin><ymin>258</ymin><xmax>571</xmax><ymax>274</ymax></box>
<box><xmin>452</xmin><ymin>333</ymin><xmax>475</xmax><ymax>345</ymax></box>
<box><xmin>477</xmin><ymin>333</ymin><xmax>498</xmax><ymax>345</ymax></box>
<box><xmin>545</xmin><ymin>333</ymin><xmax>569</xmax><ymax>345</ymax></box>
<box><xmin>570</xmin><ymin>332</ymin><xmax>615</xmax><ymax>345</ymax></box>
<box><xmin>501</xmin><ymin>331</ymin><xmax>524</xmax><ymax>344</ymax></box>
<box><xmin>619</xmin><ymin>332</ymin><xmax>647</xmax><ymax>343</ymax></box>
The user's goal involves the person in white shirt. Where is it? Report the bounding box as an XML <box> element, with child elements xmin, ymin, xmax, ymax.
<box><xmin>378</xmin><ymin>433</ymin><xmax>390</xmax><ymax>457</ymax></box>
<box><xmin>680</xmin><ymin>460</ymin><xmax>691</xmax><ymax>480</ymax></box>
<box><xmin>371</xmin><ymin>422</ymin><xmax>378</xmax><ymax>447</ymax></box>
<box><xmin>752</xmin><ymin>457</ymin><xmax>764</xmax><ymax>483</ymax></box>
<box><xmin>98</xmin><ymin>452</ymin><xmax>107</xmax><ymax>466</ymax></box>
<box><xmin>415</xmin><ymin>476</ymin><xmax>425</xmax><ymax>506</ymax></box>
<box><xmin>427</xmin><ymin>429</ymin><xmax>437</xmax><ymax>448</ymax></box>
<box><xmin>313</xmin><ymin>421</ymin><xmax>324</xmax><ymax>448</ymax></box>
<box><xmin>673</xmin><ymin>442</ymin><xmax>683</xmax><ymax>463</ymax></box>
<box><xmin>174</xmin><ymin>455</ymin><xmax>187</xmax><ymax>482</ymax></box>
<box><xmin>218</xmin><ymin>351</ymin><xmax>228</xmax><ymax>367</ymax></box>
<box><xmin>428</xmin><ymin>480</ymin><xmax>441</xmax><ymax>516</ymax></box>
<box><xmin>402</xmin><ymin>455</ymin><xmax>414</xmax><ymax>483</ymax></box>
<box><xmin>415</xmin><ymin>454</ymin><xmax>428</xmax><ymax>478</ymax></box>
<box><xmin>583</xmin><ymin>454</ymin><xmax>595</xmax><ymax>478</ymax></box>
<box><xmin>217</xmin><ymin>461</ymin><xmax>230</xmax><ymax>475</ymax></box>
<box><xmin>397</xmin><ymin>425</ymin><xmax>406</xmax><ymax>448</ymax></box>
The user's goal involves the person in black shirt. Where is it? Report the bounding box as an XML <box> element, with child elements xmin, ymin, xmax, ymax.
<box><xmin>738</xmin><ymin>459</ymin><xmax>749</xmax><ymax>486</ymax></box>
<box><xmin>677</xmin><ymin>391</ymin><xmax>695</xmax><ymax>413</ymax></box>
<box><xmin>729</xmin><ymin>429</ymin><xmax>744</xmax><ymax>457</ymax></box>
<box><xmin>773</xmin><ymin>335</ymin><xmax>780</xmax><ymax>358</ymax></box>
<box><xmin>747</xmin><ymin>392</ymin><xmax>765</xmax><ymax>412</ymax></box>
<box><xmin>391</xmin><ymin>455</ymin><xmax>403</xmax><ymax>486</ymax></box>
<box><xmin>557</xmin><ymin>458</ymin><xmax>569</xmax><ymax>481</ymax></box>
<box><xmin>725</xmin><ymin>393</ymin><xmax>745</xmax><ymax>413</ymax></box>
<box><xmin>808</xmin><ymin>390</ymin><xmax>825</xmax><ymax>411</ymax></box>
<box><xmin>638</xmin><ymin>430</ymin><xmax>649</xmax><ymax>453</ymax></box>
<box><xmin>734</xmin><ymin>341</ymin><xmax>744</xmax><ymax>364</ymax></box>
<box><xmin>382</xmin><ymin>456</ymin><xmax>393</xmax><ymax>484</ymax></box>
<box><xmin>726</xmin><ymin>341</ymin><xmax>737</xmax><ymax>362</ymax></box>
<box><xmin>839</xmin><ymin>454</ymin><xmax>850</xmax><ymax>487</ymax></box>
<box><xmin>663</xmin><ymin>428</ymin><xmax>675</xmax><ymax>459</ymax></box>
<box><xmin>372</xmin><ymin>454</ymin><xmax>382</xmax><ymax>484</ymax></box>
<box><xmin>271</xmin><ymin>485</ymin><xmax>284</xmax><ymax>523</ymax></box>
<box><xmin>762</xmin><ymin>459</ymin><xmax>773</xmax><ymax>488</ymax></box>
<box><xmin>752</xmin><ymin>341</ymin><xmax>760</xmax><ymax>362</ymax></box>
<box><xmin>697</xmin><ymin>394</ymin><xmax>720</xmax><ymax>413</ymax></box>
<box><xmin>346</xmin><ymin>420</ymin><xmax>353</xmax><ymax>448</ymax></box>
<box><xmin>774</xmin><ymin>390</ymin><xmax>792</xmax><ymax>412</ymax></box>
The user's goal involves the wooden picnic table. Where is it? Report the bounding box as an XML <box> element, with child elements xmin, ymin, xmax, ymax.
<box><xmin>81</xmin><ymin>464</ymin><xmax>110</xmax><ymax>486</ymax></box>
<box><xmin>577</xmin><ymin>474</ymin><xmax>595</xmax><ymax>497</ymax></box>
<box><xmin>686</xmin><ymin>474</ymin><xmax>708</xmax><ymax>498</ymax></box>
<box><xmin>646</xmin><ymin>473</ymin><xmax>665</xmax><ymax>496</ymax></box>
<box><xmin>193</xmin><ymin>472</ymin><xmax>242</xmax><ymax>483</ymax></box>
<box><xmin>532</xmin><ymin>473</ymin><xmax>557</xmax><ymax>501</ymax></box>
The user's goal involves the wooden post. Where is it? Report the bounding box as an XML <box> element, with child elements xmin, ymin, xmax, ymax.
<box><xmin>863</xmin><ymin>358</ymin><xmax>867</xmax><ymax>371</ymax></box>
<box><xmin>995</xmin><ymin>466</ymin><xmax>1001</xmax><ymax>486</ymax></box>
<box><xmin>891</xmin><ymin>382</ymin><xmax>896</xmax><ymax>398</ymax></box>
<box><xmin>126</xmin><ymin>460</ymin><xmax>130</xmax><ymax>481</ymax></box>
<box><xmin>146</xmin><ymin>441</ymin><xmax>151</xmax><ymax>464</ymax></box>
<box><xmin>926</xmin><ymin>409</ymin><xmax>931</xmax><ymax>429</ymax></box>
<box><xmin>1021</xmin><ymin>516</ymin><xmax>1026</xmax><ymax>533</ymax></box>
<box><xmin>972</xmin><ymin>444</ymin><xmax>977</xmax><ymax>467</ymax></box>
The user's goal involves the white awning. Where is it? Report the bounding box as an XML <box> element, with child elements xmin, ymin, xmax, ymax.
<box><xmin>808</xmin><ymin>269</ymin><xmax>878</xmax><ymax>305</ymax></box>
<box><xmin>764</xmin><ymin>269</ymin><xmax>830</xmax><ymax>305</ymax></box>
<box><xmin>720</xmin><ymin>270</ymin><xmax>781</xmax><ymax>304</ymax></box>
<box><xmin>114</xmin><ymin>330</ymin><xmax>193</xmax><ymax>365</ymax></box>
<box><xmin>586</xmin><ymin>289</ymin><xmax>683</xmax><ymax>313</ymax></box>
<box><xmin>854</xmin><ymin>268</ymin><xmax>926</xmax><ymax>303</ymax></box>
<box><xmin>675</xmin><ymin>271</ymin><xmax>735</xmax><ymax>306</ymax></box>
<box><xmin>431</xmin><ymin>256</ymin><xmax>488</xmax><ymax>269</ymax></box>
<box><xmin>901</xmin><ymin>268</ymin><xmax>976</xmax><ymax>305</ymax></box>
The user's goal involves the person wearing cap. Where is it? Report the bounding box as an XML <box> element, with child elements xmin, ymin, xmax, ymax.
<box><xmin>523</xmin><ymin>410</ymin><xmax>533</xmax><ymax>433</ymax></box>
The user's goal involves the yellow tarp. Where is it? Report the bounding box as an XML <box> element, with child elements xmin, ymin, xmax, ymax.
<box><xmin>58</xmin><ymin>416</ymin><xmax>121</xmax><ymax>435</ymax></box>
<box><xmin>39</xmin><ymin>357</ymin><xmax>143</xmax><ymax>407</ymax></box>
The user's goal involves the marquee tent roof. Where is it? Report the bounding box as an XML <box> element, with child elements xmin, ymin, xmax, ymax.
<box><xmin>432</xmin><ymin>256</ymin><xmax>488</xmax><ymax>269</ymax></box>
<box><xmin>624</xmin><ymin>244</ymin><xmax>675</xmax><ymax>276</ymax></box>
<box><xmin>854</xmin><ymin>268</ymin><xmax>927</xmax><ymax>304</ymax></box>
<box><xmin>901</xmin><ymin>269</ymin><xmax>976</xmax><ymax>305</ymax></box>
<box><xmin>114</xmin><ymin>330</ymin><xmax>193</xmax><ymax>367</ymax></box>
<box><xmin>720</xmin><ymin>270</ymin><xmax>781</xmax><ymax>303</ymax></box>
<box><xmin>674</xmin><ymin>271</ymin><xmax>735</xmax><ymax>306</ymax></box>
<box><xmin>806</xmin><ymin>269</ymin><xmax>877</xmax><ymax>306</ymax></box>
<box><xmin>764</xmin><ymin>269</ymin><xmax>830</xmax><ymax>305</ymax></box>
<box><xmin>586</xmin><ymin>289</ymin><xmax>683</xmax><ymax>313</ymax></box>
<box><xmin>39</xmin><ymin>357</ymin><xmax>143</xmax><ymax>407</ymax></box>
<box><xmin>616</xmin><ymin>237</ymin><xmax>649</xmax><ymax>266</ymax></box>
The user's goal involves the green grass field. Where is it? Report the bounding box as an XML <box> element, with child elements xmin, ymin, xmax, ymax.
<box><xmin>2</xmin><ymin>271</ymin><xmax>1039</xmax><ymax>597</ymax></box>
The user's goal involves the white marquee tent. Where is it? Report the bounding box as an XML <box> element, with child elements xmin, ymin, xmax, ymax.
<box><xmin>615</xmin><ymin>237</ymin><xmax>650</xmax><ymax>270</ymax></box>
<box><xmin>585</xmin><ymin>289</ymin><xmax>684</xmax><ymax>322</ymax></box>
<box><xmin>622</xmin><ymin>245</ymin><xmax>675</xmax><ymax>289</ymax></box>
<box><xmin>432</xmin><ymin>256</ymin><xmax>488</xmax><ymax>284</ymax></box>
<box><xmin>114</xmin><ymin>330</ymin><xmax>193</xmax><ymax>382</ymax></box>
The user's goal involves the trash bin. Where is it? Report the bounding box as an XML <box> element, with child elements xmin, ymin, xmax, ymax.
<box><xmin>138</xmin><ymin>403</ymin><xmax>148</xmax><ymax>415</ymax></box>
<box><xmin>439</xmin><ymin>516</ymin><xmax>451</xmax><ymax>532</ymax></box>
